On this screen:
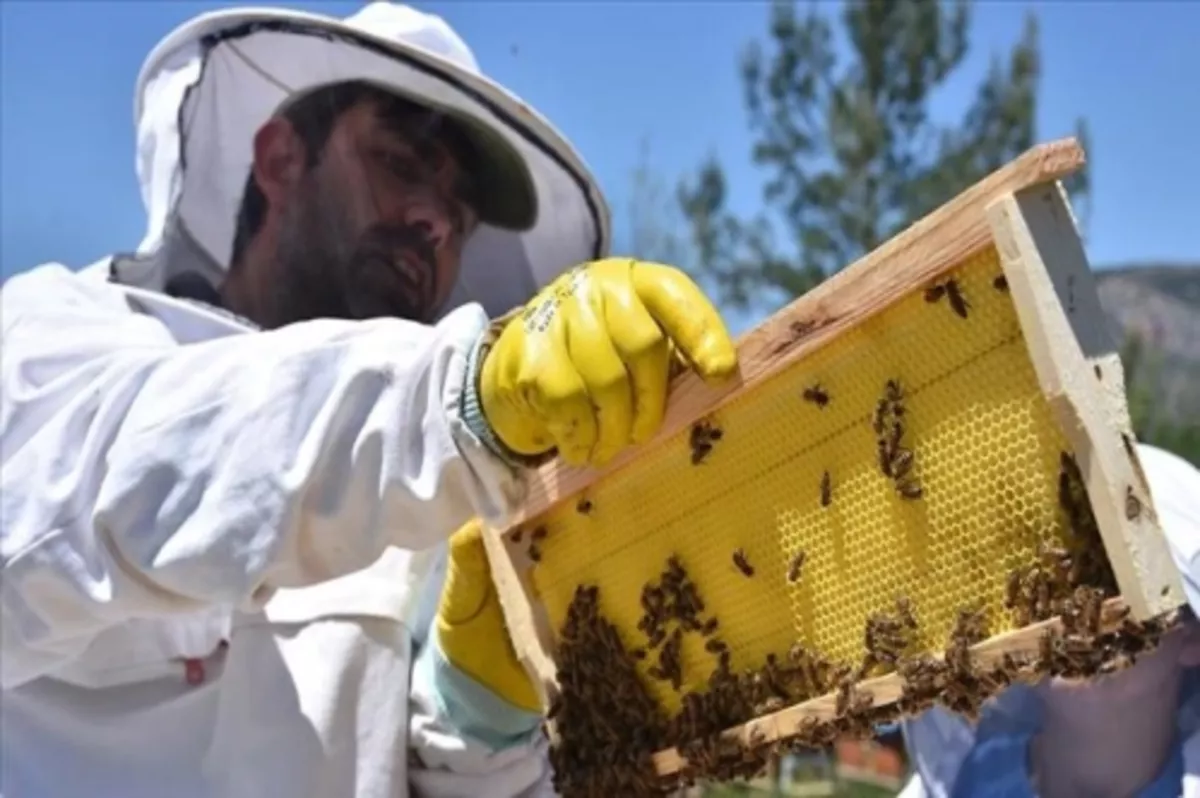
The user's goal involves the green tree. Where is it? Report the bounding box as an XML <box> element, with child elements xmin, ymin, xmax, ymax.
<box><xmin>678</xmin><ymin>0</ymin><xmax>1091</xmax><ymax>315</ymax></box>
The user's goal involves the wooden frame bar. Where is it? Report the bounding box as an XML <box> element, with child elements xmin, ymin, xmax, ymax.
<box><xmin>986</xmin><ymin>183</ymin><xmax>1184</xmax><ymax>619</ymax></box>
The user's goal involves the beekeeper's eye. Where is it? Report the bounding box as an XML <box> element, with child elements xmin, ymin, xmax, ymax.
<box><xmin>380</xmin><ymin>151</ymin><xmax>425</xmax><ymax>186</ymax></box>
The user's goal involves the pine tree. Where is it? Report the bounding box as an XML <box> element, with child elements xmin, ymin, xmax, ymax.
<box><xmin>678</xmin><ymin>0</ymin><xmax>1091</xmax><ymax>314</ymax></box>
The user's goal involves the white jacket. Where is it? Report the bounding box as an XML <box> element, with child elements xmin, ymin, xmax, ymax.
<box><xmin>0</xmin><ymin>259</ymin><xmax>553</xmax><ymax>798</ymax></box>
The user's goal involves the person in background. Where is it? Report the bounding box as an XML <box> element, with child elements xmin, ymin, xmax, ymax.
<box><xmin>898</xmin><ymin>444</ymin><xmax>1200</xmax><ymax>798</ymax></box>
<box><xmin>0</xmin><ymin>3</ymin><xmax>736</xmax><ymax>797</ymax></box>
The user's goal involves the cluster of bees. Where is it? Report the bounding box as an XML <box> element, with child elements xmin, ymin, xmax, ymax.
<box><xmin>546</xmin><ymin>584</ymin><xmax>671</xmax><ymax>797</ymax></box>
<box><xmin>873</xmin><ymin>379</ymin><xmax>923</xmax><ymax>500</ymax></box>
<box><xmin>635</xmin><ymin>556</ymin><xmax>721</xmax><ymax>690</ymax></box>
<box><xmin>544</xmin><ymin>445</ymin><xmax>1178</xmax><ymax>795</ymax></box>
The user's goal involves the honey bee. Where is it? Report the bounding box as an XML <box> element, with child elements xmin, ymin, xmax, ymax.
<box><xmin>700</xmin><ymin>617</ymin><xmax>719</xmax><ymax>636</ymax></box>
<box><xmin>787</xmin><ymin>550</ymin><xmax>807</xmax><ymax>583</ymax></box>
<box><xmin>924</xmin><ymin>283</ymin><xmax>947</xmax><ymax>303</ymax></box>
<box><xmin>1125</xmin><ymin>486</ymin><xmax>1142</xmax><ymax>520</ymax></box>
<box><xmin>705</xmin><ymin>638</ymin><xmax>727</xmax><ymax>654</ymax></box>
<box><xmin>1057</xmin><ymin>470</ymin><xmax>1073</xmax><ymax>511</ymax></box>
<box><xmin>872</xmin><ymin>399</ymin><xmax>889</xmax><ymax>435</ymax></box>
<box><xmin>528</xmin><ymin>544</ymin><xmax>542</xmax><ymax>563</ymax></box>
<box><xmin>890</xmin><ymin>447</ymin><xmax>914</xmax><ymax>479</ymax></box>
<box><xmin>1004</xmin><ymin>570</ymin><xmax>1022</xmax><ymax>609</ymax></box>
<box><xmin>888</xmin><ymin>421</ymin><xmax>904</xmax><ymax>457</ymax></box>
<box><xmin>945</xmin><ymin>280</ymin><xmax>970</xmax><ymax>318</ymax></box>
<box><xmin>877</xmin><ymin>438</ymin><xmax>894</xmax><ymax>477</ymax></box>
<box><xmin>576</xmin><ymin>497</ymin><xmax>593</xmax><ymax>515</ymax></box>
<box><xmin>1035</xmin><ymin>630</ymin><xmax>1054</xmax><ymax>664</ymax></box>
<box><xmin>691</xmin><ymin>420</ymin><xmax>723</xmax><ymax>444</ymax></box>
<box><xmin>689</xmin><ymin>419</ymin><xmax>723</xmax><ymax>465</ymax></box>
<box><xmin>896</xmin><ymin>596</ymin><xmax>918</xmax><ymax>629</ymax></box>
<box><xmin>802</xmin><ymin>384</ymin><xmax>830</xmax><ymax>408</ymax></box>
<box><xmin>512</xmin><ymin>528</ymin><xmax>524</xmax><ymax>543</ymax></box>
<box><xmin>993</xmin><ymin>275</ymin><xmax>1009</xmax><ymax>292</ymax></box>
<box><xmin>531</xmin><ymin>526</ymin><xmax>549</xmax><ymax>542</ymax></box>
<box><xmin>897</xmin><ymin>479</ymin><xmax>924</xmax><ymax>500</ymax></box>
<box><xmin>886</xmin><ymin>379</ymin><xmax>904</xmax><ymax>403</ymax></box>
<box><xmin>820</xmin><ymin>471</ymin><xmax>832</xmax><ymax>507</ymax></box>
<box><xmin>732</xmin><ymin>548</ymin><xmax>755</xmax><ymax>577</ymax></box>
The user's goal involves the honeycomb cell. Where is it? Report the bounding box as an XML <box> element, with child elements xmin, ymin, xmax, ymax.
<box><xmin>525</xmin><ymin>247</ymin><xmax>1077</xmax><ymax>714</ymax></box>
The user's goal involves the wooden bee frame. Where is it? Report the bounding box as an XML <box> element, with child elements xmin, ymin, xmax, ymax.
<box><xmin>481</xmin><ymin>138</ymin><xmax>1187</xmax><ymax>786</ymax></box>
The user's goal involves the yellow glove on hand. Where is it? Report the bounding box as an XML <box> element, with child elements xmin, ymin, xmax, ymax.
<box><xmin>479</xmin><ymin>258</ymin><xmax>738</xmax><ymax>467</ymax></box>
<box><xmin>436</xmin><ymin>519</ymin><xmax>540</xmax><ymax>713</ymax></box>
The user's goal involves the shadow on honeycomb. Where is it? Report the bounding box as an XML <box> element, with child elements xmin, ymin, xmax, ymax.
<box><xmin>525</xmin><ymin>246</ymin><xmax>1076</xmax><ymax>714</ymax></box>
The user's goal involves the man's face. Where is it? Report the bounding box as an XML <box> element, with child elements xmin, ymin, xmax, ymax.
<box><xmin>271</xmin><ymin>97</ymin><xmax>479</xmax><ymax>324</ymax></box>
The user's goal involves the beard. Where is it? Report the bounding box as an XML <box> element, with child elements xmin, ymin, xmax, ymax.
<box><xmin>268</xmin><ymin>180</ymin><xmax>444</xmax><ymax>327</ymax></box>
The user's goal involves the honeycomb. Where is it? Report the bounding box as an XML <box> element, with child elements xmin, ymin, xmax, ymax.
<box><xmin>525</xmin><ymin>246</ymin><xmax>1076</xmax><ymax>714</ymax></box>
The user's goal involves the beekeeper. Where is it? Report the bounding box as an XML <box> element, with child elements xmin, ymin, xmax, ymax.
<box><xmin>898</xmin><ymin>444</ymin><xmax>1200</xmax><ymax>798</ymax></box>
<box><xmin>0</xmin><ymin>3</ymin><xmax>737</xmax><ymax>797</ymax></box>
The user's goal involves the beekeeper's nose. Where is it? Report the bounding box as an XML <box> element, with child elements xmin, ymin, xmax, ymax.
<box><xmin>403</xmin><ymin>201</ymin><xmax>453</xmax><ymax>248</ymax></box>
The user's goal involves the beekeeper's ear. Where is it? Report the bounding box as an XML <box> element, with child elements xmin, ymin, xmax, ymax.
<box><xmin>250</xmin><ymin>117</ymin><xmax>307</xmax><ymax>209</ymax></box>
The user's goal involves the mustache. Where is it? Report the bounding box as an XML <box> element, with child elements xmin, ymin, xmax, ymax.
<box><xmin>349</xmin><ymin>222</ymin><xmax>442</xmax><ymax>320</ymax></box>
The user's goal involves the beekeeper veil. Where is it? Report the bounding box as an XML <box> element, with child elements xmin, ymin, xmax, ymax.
<box><xmin>114</xmin><ymin>1</ymin><xmax>611</xmax><ymax>319</ymax></box>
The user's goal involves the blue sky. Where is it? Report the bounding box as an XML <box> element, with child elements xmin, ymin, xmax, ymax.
<box><xmin>3</xmin><ymin>1</ymin><xmax>1198</xmax><ymax>325</ymax></box>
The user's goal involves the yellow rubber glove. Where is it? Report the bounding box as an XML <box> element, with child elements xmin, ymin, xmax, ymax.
<box><xmin>436</xmin><ymin>518</ymin><xmax>540</xmax><ymax>713</ymax></box>
<box><xmin>479</xmin><ymin>258</ymin><xmax>738</xmax><ymax>467</ymax></box>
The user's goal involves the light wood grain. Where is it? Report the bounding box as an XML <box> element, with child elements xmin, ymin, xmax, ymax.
<box><xmin>500</xmin><ymin>137</ymin><xmax>1087</xmax><ymax>536</ymax></box>
<box><xmin>985</xmin><ymin>184</ymin><xmax>1186</xmax><ymax>620</ymax></box>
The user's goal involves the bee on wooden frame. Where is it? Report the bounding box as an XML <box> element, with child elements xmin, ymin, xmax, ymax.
<box><xmin>1125</xmin><ymin>486</ymin><xmax>1142</xmax><ymax>520</ymax></box>
<box><xmin>820</xmin><ymin>471</ymin><xmax>833</xmax><ymax>507</ymax></box>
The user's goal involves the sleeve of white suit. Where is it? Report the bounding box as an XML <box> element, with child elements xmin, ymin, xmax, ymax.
<box><xmin>0</xmin><ymin>263</ymin><xmax>525</xmax><ymax>689</ymax></box>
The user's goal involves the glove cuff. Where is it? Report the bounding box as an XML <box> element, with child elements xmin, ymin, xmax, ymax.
<box><xmin>415</xmin><ymin>633</ymin><xmax>543</xmax><ymax>750</ymax></box>
<box><xmin>460</xmin><ymin>308</ymin><xmax>556</xmax><ymax>470</ymax></box>
<box><xmin>461</xmin><ymin>322</ymin><xmax>521</xmax><ymax>467</ymax></box>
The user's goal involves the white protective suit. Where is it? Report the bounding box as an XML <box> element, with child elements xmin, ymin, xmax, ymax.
<box><xmin>0</xmin><ymin>4</ymin><xmax>610</xmax><ymax>797</ymax></box>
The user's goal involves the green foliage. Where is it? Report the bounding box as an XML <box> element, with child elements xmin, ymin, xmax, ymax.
<box><xmin>1122</xmin><ymin>334</ymin><xmax>1200</xmax><ymax>466</ymax></box>
<box><xmin>678</xmin><ymin>0</ymin><xmax>1091</xmax><ymax>314</ymax></box>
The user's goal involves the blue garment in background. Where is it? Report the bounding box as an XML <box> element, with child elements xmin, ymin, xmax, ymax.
<box><xmin>904</xmin><ymin>668</ymin><xmax>1200</xmax><ymax>798</ymax></box>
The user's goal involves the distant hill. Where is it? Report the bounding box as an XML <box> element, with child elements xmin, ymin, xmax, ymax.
<box><xmin>1094</xmin><ymin>263</ymin><xmax>1200</xmax><ymax>426</ymax></box>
